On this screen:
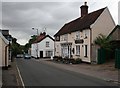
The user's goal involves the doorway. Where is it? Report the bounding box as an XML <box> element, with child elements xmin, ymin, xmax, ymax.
<box><xmin>40</xmin><ymin>51</ymin><xmax>43</xmax><ymax>58</ymax></box>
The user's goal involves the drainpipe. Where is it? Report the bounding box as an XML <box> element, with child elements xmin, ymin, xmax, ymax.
<box><xmin>90</xmin><ymin>27</ymin><xmax>92</xmax><ymax>64</ymax></box>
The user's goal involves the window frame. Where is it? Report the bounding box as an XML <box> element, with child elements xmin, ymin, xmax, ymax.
<box><xmin>46</xmin><ymin>41</ymin><xmax>50</xmax><ymax>47</ymax></box>
<box><xmin>76</xmin><ymin>45</ymin><xmax>80</xmax><ymax>56</ymax></box>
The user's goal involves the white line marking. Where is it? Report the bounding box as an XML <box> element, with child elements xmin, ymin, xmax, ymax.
<box><xmin>16</xmin><ymin>64</ymin><xmax>25</xmax><ymax>88</ymax></box>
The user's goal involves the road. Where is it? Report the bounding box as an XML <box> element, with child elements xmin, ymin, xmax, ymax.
<box><xmin>16</xmin><ymin>58</ymin><xmax>117</xmax><ymax>86</ymax></box>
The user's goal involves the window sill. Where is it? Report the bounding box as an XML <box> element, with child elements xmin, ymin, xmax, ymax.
<box><xmin>76</xmin><ymin>55</ymin><xmax>80</xmax><ymax>56</ymax></box>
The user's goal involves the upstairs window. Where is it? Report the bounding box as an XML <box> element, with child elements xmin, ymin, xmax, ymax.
<box><xmin>55</xmin><ymin>36</ymin><xmax>60</xmax><ymax>41</ymax></box>
<box><xmin>63</xmin><ymin>34</ymin><xmax>68</xmax><ymax>41</ymax></box>
<box><xmin>46</xmin><ymin>41</ymin><xmax>49</xmax><ymax>47</ymax></box>
<box><xmin>76</xmin><ymin>31</ymin><xmax>80</xmax><ymax>40</ymax></box>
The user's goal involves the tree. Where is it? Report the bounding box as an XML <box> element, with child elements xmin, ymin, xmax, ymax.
<box><xmin>23</xmin><ymin>35</ymin><xmax>37</xmax><ymax>53</ymax></box>
<box><xmin>11</xmin><ymin>38</ymin><xmax>23</xmax><ymax>57</ymax></box>
<box><xmin>94</xmin><ymin>34</ymin><xmax>112</xmax><ymax>50</ymax></box>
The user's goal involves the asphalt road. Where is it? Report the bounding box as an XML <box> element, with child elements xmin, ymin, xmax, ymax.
<box><xmin>16</xmin><ymin>58</ymin><xmax>117</xmax><ymax>86</ymax></box>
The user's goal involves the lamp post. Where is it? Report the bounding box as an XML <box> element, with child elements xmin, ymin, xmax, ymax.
<box><xmin>32</xmin><ymin>28</ymin><xmax>39</xmax><ymax>59</ymax></box>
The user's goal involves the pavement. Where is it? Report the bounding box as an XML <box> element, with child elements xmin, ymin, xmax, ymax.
<box><xmin>1</xmin><ymin>58</ymin><xmax>120</xmax><ymax>87</ymax></box>
<box><xmin>2</xmin><ymin>59</ymin><xmax>23</xmax><ymax>87</ymax></box>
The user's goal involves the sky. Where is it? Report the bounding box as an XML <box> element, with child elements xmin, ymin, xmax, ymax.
<box><xmin>1</xmin><ymin>0</ymin><xmax>120</xmax><ymax>45</ymax></box>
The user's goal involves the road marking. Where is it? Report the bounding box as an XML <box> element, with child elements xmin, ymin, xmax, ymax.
<box><xmin>16</xmin><ymin>64</ymin><xmax>25</xmax><ymax>88</ymax></box>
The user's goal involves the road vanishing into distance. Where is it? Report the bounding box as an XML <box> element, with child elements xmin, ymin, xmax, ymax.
<box><xmin>16</xmin><ymin>58</ymin><xmax>117</xmax><ymax>86</ymax></box>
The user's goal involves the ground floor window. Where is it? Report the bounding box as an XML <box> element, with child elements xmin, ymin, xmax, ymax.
<box><xmin>61</xmin><ymin>46</ymin><xmax>68</xmax><ymax>58</ymax></box>
<box><xmin>45</xmin><ymin>51</ymin><xmax>53</xmax><ymax>57</ymax></box>
<box><xmin>61</xmin><ymin>44</ymin><xmax>72</xmax><ymax>58</ymax></box>
<box><xmin>76</xmin><ymin>45</ymin><xmax>80</xmax><ymax>55</ymax></box>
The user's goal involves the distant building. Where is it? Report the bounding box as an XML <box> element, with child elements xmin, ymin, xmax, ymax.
<box><xmin>31</xmin><ymin>32</ymin><xmax>54</xmax><ymax>58</ymax></box>
<box><xmin>54</xmin><ymin>2</ymin><xmax>115</xmax><ymax>63</ymax></box>
<box><xmin>107</xmin><ymin>25</ymin><xmax>120</xmax><ymax>49</ymax></box>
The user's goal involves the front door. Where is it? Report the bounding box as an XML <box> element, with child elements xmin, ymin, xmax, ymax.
<box><xmin>40</xmin><ymin>51</ymin><xmax>43</xmax><ymax>58</ymax></box>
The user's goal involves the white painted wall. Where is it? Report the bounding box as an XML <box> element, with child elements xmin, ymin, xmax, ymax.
<box><xmin>91</xmin><ymin>7</ymin><xmax>116</xmax><ymax>43</ymax></box>
<box><xmin>38</xmin><ymin>37</ymin><xmax>54</xmax><ymax>57</ymax></box>
<box><xmin>54</xmin><ymin>7</ymin><xmax>115</xmax><ymax>63</ymax></box>
<box><xmin>54</xmin><ymin>42</ymin><xmax>61</xmax><ymax>56</ymax></box>
<box><xmin>31</xmin><ymin>43</ymin><xmax>37</xmax><ymax>58</ymax></box>
<box><xmin>0</xmin><ymin>38</ymin><xmax>2</xmax><ymax>67</ymax></box>
<box><xmin>31</xmin><ymin>36</ymin><xmax>54</xmax><ymax>58</ymax></box>
<box><xmin>55</xmin><ymin>29</ymin><xmax>91</xmax><ymax>62</ymax></box>
<box><xmin>0</xmin><ymin>32</ymin><xmax>9</xmax><ymax>67</ymax></box>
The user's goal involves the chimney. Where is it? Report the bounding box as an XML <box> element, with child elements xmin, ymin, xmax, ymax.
<box><xmin>80</xmin><ymin>2</ymin><xmax>88</xmax><ymax>17</ymax></box>
<box><xmin>2</xmin><ymin>30</ymin><xmax>9</xmax><ymax>36</ymax></box>
<box><xmin>43</xmin><ymin>32</ymin><xmax>46</xmax><ymax>36</ymax></box>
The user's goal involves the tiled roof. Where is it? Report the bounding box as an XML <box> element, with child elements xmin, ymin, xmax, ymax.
<box><xmin>107</xmin><ymin>25</ymin><xmax>120</xmax><ymax>39</ymax></box>
<box><xmin>54</xmin><ymin>7</ymin><xmax>106</xmax><ymax>36</ymax></box>
<box><xmin>33</xmin><ymin>34</ymin><xmax>54</xmax><ymax>44</ymax></box>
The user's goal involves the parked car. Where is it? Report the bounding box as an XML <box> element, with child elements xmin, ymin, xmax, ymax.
<box><xmin>24</xmin><ymin>54</ymin><xmax>31</xmax><ymax>59</ymax></box>
<box><xmin>16</xmin><ymin>54</ymin><xmax>23</xmax><ymax>58</ymax></box>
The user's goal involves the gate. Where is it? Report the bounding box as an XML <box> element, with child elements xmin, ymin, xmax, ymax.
<box><xmin>115</xmin><ymin>49</ymin><xmax>120</xmax><ymax>69</ymax></box>
<box><xmin>97</xmin><ymin>48</ymin><xmax>106</xmax><ymax>64</ymax></box>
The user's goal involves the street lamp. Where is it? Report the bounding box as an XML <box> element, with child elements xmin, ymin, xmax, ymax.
<box><xmin>32</xmin><ymin>28</ymin><xmax>39</xmax><ymax>59</ymax></box>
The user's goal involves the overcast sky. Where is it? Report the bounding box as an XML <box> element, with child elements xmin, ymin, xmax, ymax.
<box><xmin>1</xmin><ymin>0</ymin><xmax>119</xmax><ymax>45</ymax></box>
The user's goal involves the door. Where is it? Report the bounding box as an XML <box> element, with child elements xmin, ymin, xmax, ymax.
<box><xmin>40</xmin><ymin>51</ymin><xmax>43</xmax><ymax>58</ymax></box>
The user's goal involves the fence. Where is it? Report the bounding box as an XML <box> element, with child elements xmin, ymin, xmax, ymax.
<box><xmin>97</xmin><ymin>48</ymin><xmax>106</xmax><ymax>64</ymax></box>
<box><xmin>115</xmin><ymin>49</ymin><xmax>120</xmax><ymax>69</ymax></box>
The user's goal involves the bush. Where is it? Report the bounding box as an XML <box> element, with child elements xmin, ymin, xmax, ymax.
<box><xmin>74</xmin><ymin>58</ymin><xmax>82</xmax><ymax>64</ymax></box>
<box><xmin>53</xmin><ymin>56</ymin><xmax>63</xmax><ymax>61</ymax></box>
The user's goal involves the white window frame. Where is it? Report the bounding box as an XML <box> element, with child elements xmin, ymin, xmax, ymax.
<box><xmin>46</xmin><ymin>41</ymin><xmax>50</xmax><ymax>47</ymax></box>
<box><xmin>76</xmin><ymin>45</ymin><xmax>80</xmax><ymax>55</ymax></box>
<box><xmin>76</xmin><ymin>31</ymin><xmax>80</xmax><ymax>40</ymax></box>
<box><xmin>64</xmin><ymin>34</ymin><xmax>68</xmax><ymax>41</ymax></box>
<box><xmin>45</xmin><ymin>51</ymin><xmax>53</xmax><ymax>57</ymax></box>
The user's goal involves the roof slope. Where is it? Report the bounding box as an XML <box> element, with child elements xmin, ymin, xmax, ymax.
<box><xmin>54</xmin><ymin>7</ymin><xmax>106</xmax><ymax>36</ymax></box>
<box><xmin>0</xmin><ymin>32</ymin><xmax>9</xmax><ymax>44</ymax></box>
<box><xmin>33</xmin><ymin>35</ymin><xmax>54</xmax><ymax>44</ymax></box>
<box><xmin>107</xmin><ymin>25</ymin><xmax>120</xmax><ymax>39</ymax></box>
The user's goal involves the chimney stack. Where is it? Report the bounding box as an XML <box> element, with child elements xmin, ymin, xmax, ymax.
<box><xmin>80</xmin><ymin>2</ymin><xmax>88</xmax><ymax>17</ymax></box>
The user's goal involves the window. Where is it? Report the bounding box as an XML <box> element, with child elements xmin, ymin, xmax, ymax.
<box><xmin>76</xmin><ymin>45</ymin><xmax>80</xmax><ymax>55</ymax></box>
<box><xmin>64</xmin><ymin>34</ymin><xmax>68</xmax><ymax>41</ymax></box>
<box><xmin>84</xmin><ymin>45</ymin><xmax>87</xmax><ymax>57</ymax></box>
<box><xmin>46</xmin><ymin>51</ymin><xmax>53</xmax><ymax>57</ymax></box>
<box><xmin>76</xmin><ymin>31</ymin><xmax>80</xmax><ymax>40</ymax></box>
<box><xmin>55</xmin><ymin>36</ymin><xmax>60</xmax><ymax>41</ymax></box>
<box><xmin>46</xmin><ymin>41</ymin><xmax>49</xmax><ymax>47</ymax></box>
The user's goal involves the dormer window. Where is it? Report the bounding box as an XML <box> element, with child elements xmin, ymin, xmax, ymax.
<box><xmin>76</xmin><ymin>31</ymin><xmax>80</xmax><ymax>40</ymax></box>
<box><xmin>55</xmin><ymin>36</ymin><xmax>60</xmax><ymax>41</ymax></box>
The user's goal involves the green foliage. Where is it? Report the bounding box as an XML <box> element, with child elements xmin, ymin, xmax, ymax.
<box><xmin>11</xmin><ymin>35</ymin><xmax>37</xmax><ymax>57</ymax></box>
<box><xmin>94</xmin><ymin>34</ymin><xmax>112</xmax><ymax>51</ymax></box>
<box><xmin>11</xmin><ymin>38</ymin><xmax>22</xmax><ymax>57</ymax></box>
<box><xmin>75</xmin><ymin>58</ymin><xmax>82</xmax><ymax>64</ymax></box>
<box><xmin>23</xmin><ymin>35</ymin><xmax>37</xmax><ymax>53</ymax></box>
<box><xmin>29</xmin><ymin>35</ymin><xmax>37</xmax><ymax>45</ymax></box>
